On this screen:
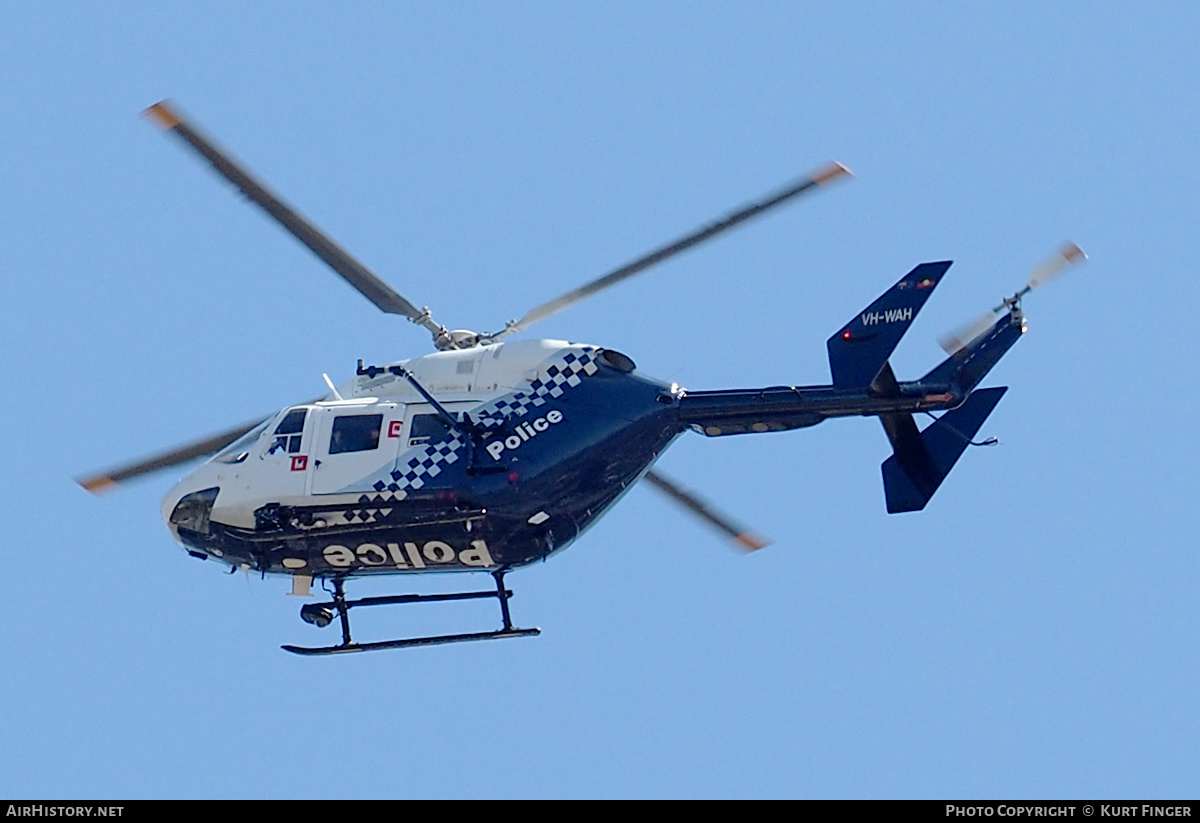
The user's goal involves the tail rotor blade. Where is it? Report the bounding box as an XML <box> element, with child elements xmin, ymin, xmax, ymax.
<box><xmin>1026</xmin><ymin>241</ymin><xmax>1087</xmax><ymax>293</ymax></box>
<box><xmin>643</xmin><ymin>470</ymin><xmax>770</xmax><ymax>552</ymax></box>
<box><xmin>937</xmin><ymin>242</ymin><xmax>1087</xmax><ymax>355</ymax></box>
<box><xmin>937</xmin><ymin>309</ymin><xmax>1000</xmax><ymax>355</ymax></box>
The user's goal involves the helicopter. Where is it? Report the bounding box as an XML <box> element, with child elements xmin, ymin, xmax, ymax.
<box><xmin>79</xmin><ymin>101</ymin><xmax>1085</xmax><ymax>655</ymax></box>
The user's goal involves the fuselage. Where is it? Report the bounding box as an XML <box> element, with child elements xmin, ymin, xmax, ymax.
<box><xmin>163</xmin><ymin>340</ymin><xmax>683</xmax><ymax>577</ymax></box>
<box><xmin>162</xmin><ymin>307</ymin><xmax>1017</xmax><ymax>580</ymax></box>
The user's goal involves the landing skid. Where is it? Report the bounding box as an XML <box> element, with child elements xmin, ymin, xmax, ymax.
<box><xmin>281</xmin><ymin>570</ymin><xmax>540</xmax><ymax>656</ymax></box>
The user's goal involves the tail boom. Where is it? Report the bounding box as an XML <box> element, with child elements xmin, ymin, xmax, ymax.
<box><xmin>675</xmin><ymin>261</ymin><xmax>1027</xmax><ymax>511</ymax></box>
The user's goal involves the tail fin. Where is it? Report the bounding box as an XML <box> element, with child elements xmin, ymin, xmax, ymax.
<box><xmin>880</xmin><ymin>386</ymin><xmax>1007</xmax><ymax>513</ymax></box>
<box><xmin>827</xmin><ymin>261</ymin><xmax>951</xmax><ymax>390</ymax></box>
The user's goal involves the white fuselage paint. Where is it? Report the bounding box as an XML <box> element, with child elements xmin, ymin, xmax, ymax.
<box><xmin>162</xmin><ymin>340</ymin><xmax>597</xmax><ymax>555</ymax></box>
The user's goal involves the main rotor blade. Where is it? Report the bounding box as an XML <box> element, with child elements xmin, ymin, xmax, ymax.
<box><xmin>76</xmin><ymin>418</ymin><xmax>266</xmax><ymax>494</ymax></box>
<box><xmin>495</xmin><ymin>162</ymin><xmax>852</xmax><ymax>338</ymax></box>
<box><xmin>144</xmin><ymin>101</ymin><xmax>444</xmax><ymax>340</ymax></box>
<box><xmin>643</xmin><ymin>470</ymin><xmax>770</xmax><ymax>552</ymax></box>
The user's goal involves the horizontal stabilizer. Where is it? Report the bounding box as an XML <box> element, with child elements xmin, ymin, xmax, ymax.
<box><xmin>881</xmin><ymin>386</ymin><xmax>1007</xmax><ymax>513</ymax></box>
<box><xmin>828</xmin><ymin>261</ymin><xmax>951</xmax><ymax>390</ymax></box>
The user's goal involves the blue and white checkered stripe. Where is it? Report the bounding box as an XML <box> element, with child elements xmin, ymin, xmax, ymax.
<box><xmin>339</xmin><ymin>347</ymin><xmax>600</xmax><ymax>517</ymax></box>
<box><xmin>472</xmin><ymin>347</ymin><xmax>599</xmax><ymax>426</ymax></box>
<box><xmin>383</xmin><ymin>430</ymin><xmax>466</xmax><ymax>492</ymax></box>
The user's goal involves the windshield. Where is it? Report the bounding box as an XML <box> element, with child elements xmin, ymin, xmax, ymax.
<box><xmin>213</xmin><ymin>420</ymin><xmax>270</xmax><ymax>464</ymax></box>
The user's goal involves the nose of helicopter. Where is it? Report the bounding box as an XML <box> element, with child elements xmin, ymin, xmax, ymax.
<box><xmin>161</xmin><ymin>481</ymin><xmax>221</xmax><ymax>544</ymax></box>
<box><xmin>161</xmin><ymin>483</ymin><xmax>181</xmax><ymax>527</ymax></box>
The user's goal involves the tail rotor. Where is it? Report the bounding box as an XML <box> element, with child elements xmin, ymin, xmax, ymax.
<box><xmin>937</xmin><ymin>242</ymin><xmax>1087</xmax><ymax>355</ymax></box>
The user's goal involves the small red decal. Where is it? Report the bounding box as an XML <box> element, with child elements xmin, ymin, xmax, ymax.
<box><xmin>388</xmin><ymin>420</ymin><xmax>403</xmax><ymax>438</ymax></box>
<box><xmin>291</xmin><ymin>455</ymin><xmax>308</xmax><ymax>471</ymax></box>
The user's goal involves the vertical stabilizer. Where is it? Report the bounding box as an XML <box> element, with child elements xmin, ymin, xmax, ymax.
<box><xmin>827</xmin><ymin>261</ymin><xmax>951</xmax><ymax>390</ymax></box>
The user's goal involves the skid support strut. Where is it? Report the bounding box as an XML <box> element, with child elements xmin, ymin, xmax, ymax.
<box><xmin>282</xmin><ymin>570</ymin><xmax>540</xmax><ymax>656</ymax></box>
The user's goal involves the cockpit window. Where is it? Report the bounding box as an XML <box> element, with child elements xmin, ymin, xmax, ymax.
<box><xmin>214</xmin><ymin>420</ymin><xmax>270</xmax><ymax>464</ymax></box>
<box><xmin>329</xmin><ymin>414</ymin><xmax>382</xmax><ymax>454</ymax></box>
<box><xmin>267</xmin><ymin>408</ymin><xmax>308</xmax><ymax>455</ymax></box>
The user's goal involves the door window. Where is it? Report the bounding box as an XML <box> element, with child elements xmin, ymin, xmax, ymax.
<box><xmin>329</xmin><ymin>414</ymin><xmax>383</xmax><ymax>454</ymax></box>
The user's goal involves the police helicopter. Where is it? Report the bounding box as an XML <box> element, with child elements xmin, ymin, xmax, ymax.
<box><xmin>79</xmin><ymin>101</ymin><xmax>1085</xmax><ymax>655</ymax></box>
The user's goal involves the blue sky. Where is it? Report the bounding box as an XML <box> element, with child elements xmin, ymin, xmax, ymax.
<box><xmin>3</xmin><ymin>3</ymin><xmax>1199</xmax><ymax>798</ymax></box>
